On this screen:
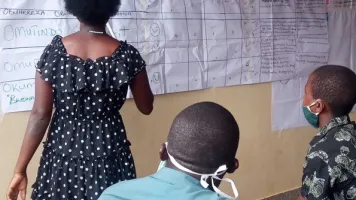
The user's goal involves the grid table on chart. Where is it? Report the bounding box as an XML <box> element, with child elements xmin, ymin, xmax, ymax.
<box><xmin>111</xmin><ymin>0</ymin><xmax>327</xmax><ymax>95</ymax></box>
<box><xmin>0</xmin><ymin>0</ymin><xmax>328</xmax><ymax>102</ymax></box>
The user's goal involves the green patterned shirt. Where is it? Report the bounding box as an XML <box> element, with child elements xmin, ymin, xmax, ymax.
<box><xmin>301</xmin><ymin>116</ymin><xmax>356</xmax><ymax>200</ymax></box>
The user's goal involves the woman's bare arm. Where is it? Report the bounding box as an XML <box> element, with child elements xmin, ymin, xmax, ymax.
<box><xmin>13</xmin><ymin>72</ymin><xmax>53</xmax><ymax>174</ymax></box>
<box><xmin>130</xmin><ymin>69</ymin><xmax>154</xmax><ymax>115</ymax></box>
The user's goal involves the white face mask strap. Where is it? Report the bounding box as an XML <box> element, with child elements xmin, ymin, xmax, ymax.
<box><xmin>200</xmin><ymin>175</ymin><xmax>210</xmax><ymax>188</ymax></box>
<box><xmin>214</xmin><ymin>165</ymin><xmax>228</xmax><ymax>175</ymax></box>
<box><xmin>307</xmin><ymin>100</ymin><xmax>320</xmax><ymax>115</ymax></box>
<box><xmin>211</xmin><ymin>177</ymin><xmax>239</xmax><ymax>199</ymax></box>
<box><xmin>199</xmin><ymin>165</ymin><xmax>227</xmax><ymax>189</ymax></box>
<box><xmin>166</xmin><ymin>143</ymin><xmax>238</xmax><ymax>199</ymax></box>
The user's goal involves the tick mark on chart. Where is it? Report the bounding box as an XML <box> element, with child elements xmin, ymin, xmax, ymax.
<box><xmin>119</xmin><ymin>26</ymin><xmax>129</xmax><ymax>36</ymax></box>
<box><xmin>280</xmin><ymin>80</ymin><xmax>289</xmax><ymax>84</ymax></box>
<box><xmin>150</xmin><ymin>23</ymin><xmax>160</xmax><ymax>37</ymax></box>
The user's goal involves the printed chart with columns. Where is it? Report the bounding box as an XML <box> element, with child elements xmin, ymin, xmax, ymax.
<box><xmin>0</xmin><ymin>0</ymin><xmax>328</xmax><ymax>113</ymax></box>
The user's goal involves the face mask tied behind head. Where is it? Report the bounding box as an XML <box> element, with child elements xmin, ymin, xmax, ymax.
<box><xmin>157</xmin><ymin>143</ymin><xmax>239</xmax><ymax>200</ymax></box>
<box><xmin>302</xmin><ymin>100</ymin><xmax>320</xmax><ymax>128</ymax></box>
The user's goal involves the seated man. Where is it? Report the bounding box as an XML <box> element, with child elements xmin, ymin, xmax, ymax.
<box><xmin>299</xmin><ymin>65</ymin><xmax>356</xmax><ymax>200</ymax></box>
<box><xmin>99</xmin><ymin>102</ymin><xmax>240</xmax><ymax>200</ymax></box>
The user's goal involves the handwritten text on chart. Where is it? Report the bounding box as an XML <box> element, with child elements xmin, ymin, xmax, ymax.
<box><xmin>2</xmin><ymin>60</ymin><xmax>38</xmax><ymax>73</ymax></box>
<box><xmin>0</xmin><ymin>8</ymin><xmax>133</xmax><ymax>18</ymax></box>
<box><xmin>0</xmin><ymin>78</ymin><xmax>35</xmax><ymax>112</ymax></box>
<box><xmin>7</xmin><ymin>94</ymin><xmax>34</xmax><ymax>105</ymax></box>
<box><xmin>2</xmin><ymin>82</ymin><xmax>35</xmax><ymax>93</ymax></box>
<box><xmin>3</xmin><ymin>25</ymin><xmax>62</xmax><ymax>41</ymax></box>
<box><xmin>0</xmin><ymin>50</ymin><xmax>41</xmax><ymax>82</ymax></box>
<box><xmin>3</xmin><ymin>9</ymin><xmax>46</xmax><ymax>16</ymax></box>
<box><xmin>1</xmin><ymin>9</ymin><xmax>69</xmax><ymax>17</ymax></box>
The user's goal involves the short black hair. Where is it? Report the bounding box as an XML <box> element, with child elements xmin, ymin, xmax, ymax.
<box><xmin>310</xmin><ymin>65</ymin><xmax>356</xmax><ymax>117</ymax></box>
<box><xmin>64</xmin><ymin>0</ymin><xmax>121</xmax><ymax>26</ymax></box>
<box><xmin>167</xmin><ymin>102</ymin><xmax>239</xmax><ymax>174</ymax></box>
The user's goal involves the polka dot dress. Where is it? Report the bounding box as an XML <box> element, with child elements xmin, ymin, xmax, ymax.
<box><xmin>31</xmin><ymin>35</ymin><xmax>146</xmax><ymax>200</ymax></box>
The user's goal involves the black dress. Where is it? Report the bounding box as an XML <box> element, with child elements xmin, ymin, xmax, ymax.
<box><xmin>31</xmin><ymin>35</ymin><xmax>146</xmax><ymax>200</ymax></box>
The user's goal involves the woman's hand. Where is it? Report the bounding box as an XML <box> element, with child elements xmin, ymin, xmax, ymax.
<box><xmin>7</xmin><ymin>172</ymin><xmax>28</xmax><ymax>200</ymax></box>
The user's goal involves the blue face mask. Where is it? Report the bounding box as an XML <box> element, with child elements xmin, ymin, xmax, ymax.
<box><xmin>302</xmin><ymin>101</ymin><xmax>320</xmax><ymax>128</ymax></box>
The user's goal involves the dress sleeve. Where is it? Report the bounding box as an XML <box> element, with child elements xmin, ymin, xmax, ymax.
<box><xmin>126</xmin><ymin>44</ymin><xmax>147</xmax><ymax>80</ymax></box>
<box><xmin>35</xmin><ymin>36</ymin><xmax>60</xmax><ymax>84</ymax></box>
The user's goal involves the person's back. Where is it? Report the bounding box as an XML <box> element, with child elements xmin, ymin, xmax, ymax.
<box><xmin>99</xmin><ymin>102</ymin><xmax>240</xmax><ymax>200</ymax></box>
<box><xmin>38</xmin><ymin>34</ymin><xmax>145</xmax><ymax>158</ymax></box>
<box><xmin>299</xmin><ymin>65</ymin><xmax>356</xmax><ymax>200</ymax></box>
<box><xmin>62</xmin><ymin>33</ymin><xmax>120</xmax><ymax>61</ymax></box>
<box><xmin>7</xmin><ymin>0</ymin><xmax>154</xmax><ymax>199</ymax></box>
<box><xmin>100</xmin><ymin>168</ymin><xmax>227</xmax><ymax>200</ymax></box>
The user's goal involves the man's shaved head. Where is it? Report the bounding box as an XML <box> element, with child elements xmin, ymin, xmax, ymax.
<box><xmin>167</xmin><ymin>102</ymin><xmax>239</xmax><ymax>174</ymax></box>
<box><xmin>310</xmin><ymin>65</ymin><xmax>356</xmax><ymax>117</ymax></box>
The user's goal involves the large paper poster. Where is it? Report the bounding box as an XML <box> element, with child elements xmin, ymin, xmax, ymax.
<box><xmin>272</xmin><ymin>7</ymin><xmax>356</xmax><ymax>131</ymax></box>
<box><xmin>0</xmin><ymin>0</ymin><xmax>328</xmax><ymax>113</ymax></box>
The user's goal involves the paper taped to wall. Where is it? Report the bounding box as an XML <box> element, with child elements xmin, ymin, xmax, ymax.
<box><xmin>0</xmin><ymin>0</ymin><xmax>329</xmax><ymax>113</ymax></box>
<box><xmin>272</xmin><ymin>10</ymin><xmax>356</xmax><ymax>131</ymax></box>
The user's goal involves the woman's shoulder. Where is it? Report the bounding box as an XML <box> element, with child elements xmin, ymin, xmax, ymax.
<box><xmin>36</xmin><ymin>37</ymin><xmax>146</xmax><ymax>93</ymax></box>
<box><xmin>114</xmin><ymin>41</ymin><xmax>145</xmax><ymax>67</ymax></box>
<box><xmin>39</xmin><ymin>35</ymin><xmax>65</xmax><ymax>58</ymax></box>
<box><xmin>47</xmin><ymin>35</ymin><xmax>64</xmax><ymax>49</ymax></box>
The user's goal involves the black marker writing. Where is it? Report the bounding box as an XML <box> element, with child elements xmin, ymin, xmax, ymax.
<box><xmin>3</xmin><ymin>59</ymin><xmax>39</xmax><ymax>72</ymax></box>
<box><xmin>3</xmin><ymin>8</ymin><xmax>45</xmax><ymax>16</ymax></box>
<box><xmin>2</xmin><ymin>82</ymin><xmax>35</xmax><ymax>93</ymax></box>
<box><xmin>4</xmin><ymin>25</ymin><xmax>62</xmax><ymax>41</ymax></box>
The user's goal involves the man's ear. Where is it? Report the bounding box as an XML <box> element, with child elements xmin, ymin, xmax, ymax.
<box><xmin>159</xmin><ymin>143</ymin><xmax>168</xmax><ymax>161</ymax></box>
<box><xmin>227</xmin><ymin>158</ymin><xmax>239</xmax><ymax>174</ymax></box>
<box><xmin>314</xmin><ymin>99</ymin><xmax>325</xmax><ymax>114</ymax></box>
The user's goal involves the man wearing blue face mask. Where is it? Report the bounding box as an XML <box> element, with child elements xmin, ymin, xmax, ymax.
<box><xmin>298</xmin><ymin>65</ymin><xmax>356</xmax><ymax>200</ymax></box>
<box><xmin>98</xmin><ymin>102</ymin><xmax>240</xmax><ymax>200</ymax></box>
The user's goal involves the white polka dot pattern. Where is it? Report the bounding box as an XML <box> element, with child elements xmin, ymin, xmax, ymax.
<box><xmin>31</xmin><ymin>36</ymin><xmax>144</xmax><ymax>200</ymax></box>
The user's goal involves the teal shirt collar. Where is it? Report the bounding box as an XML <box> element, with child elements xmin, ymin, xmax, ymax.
<box><xmin>152</xmin><ymin>167</ymin><xmax>201</xmax><ymax>186</ymax></box>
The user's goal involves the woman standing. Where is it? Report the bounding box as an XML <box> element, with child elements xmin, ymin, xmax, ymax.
<box><xmin>7</xmin><ymin>0</ymin><xmax>154</xmax><ymax>199</ymax></box>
